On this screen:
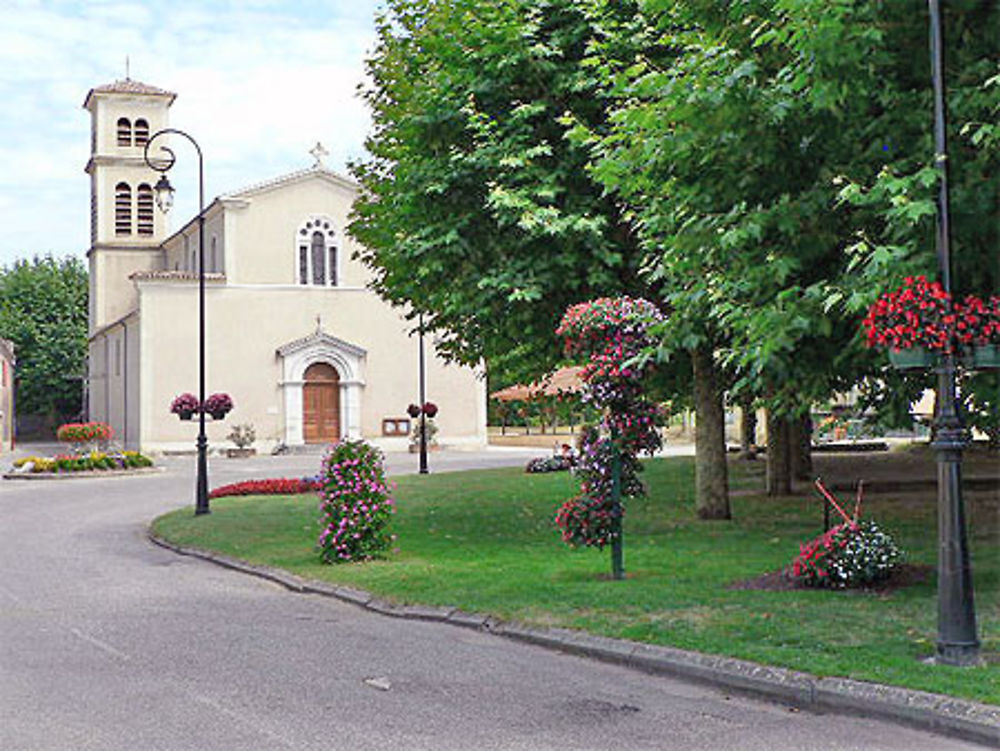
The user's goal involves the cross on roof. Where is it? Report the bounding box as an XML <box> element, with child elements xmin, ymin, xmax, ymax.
<box><xmin>309</xmin><ymin>142</ymin><xmax>329</xmax><ymax>168</ymax></box>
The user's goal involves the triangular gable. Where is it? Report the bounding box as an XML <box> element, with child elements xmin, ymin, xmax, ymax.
<box><xmin>225</xmin><ymin>167</ymin><xmax>358</xmax><ymax>201</ymax></box>
<box><xmin>276</xmin><ymin>331</ymin><xmax>367</xmax><ymax>360</ymax></box>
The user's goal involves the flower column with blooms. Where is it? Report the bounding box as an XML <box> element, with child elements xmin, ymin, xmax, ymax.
<box><xmin>554</xmin><ymin>297</ymin><xmax>663</xmax><ymax>580</ymax></box>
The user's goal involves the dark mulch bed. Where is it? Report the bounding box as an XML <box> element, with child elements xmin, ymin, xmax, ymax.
<box><xmin>728</xmin><ymin>563</ymin><xmax>933</xmax><ymax>593</ymax></box>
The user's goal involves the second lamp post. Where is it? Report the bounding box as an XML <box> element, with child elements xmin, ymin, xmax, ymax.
<box><xmin>144</xmin><ymin>128</ymin><xmax>210</xmax><ymax>515</ymax></box>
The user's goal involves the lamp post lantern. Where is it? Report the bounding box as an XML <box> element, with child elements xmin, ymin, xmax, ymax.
<box><xmin>927</xmin><ymin>0</ymin><xmax>979</xmax><ymax>666</ymax></box>
<box><xmin>144</xmin><ymin>128</ymin><xmax>210</xmax><ymax>516</ymax></box>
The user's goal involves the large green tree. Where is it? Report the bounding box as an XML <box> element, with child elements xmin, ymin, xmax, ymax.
<box><xmin>349</xmin><ymin>0</ymin><xmax>650</xmax><ymax>386</ymax></box>
<box><xmin>581</xmin><ymin>0</ymin><xmax>999</xmax><ymax>502</ymax></box>
<box><xmin>0</xmin><ymin>255</ymin><xmax>88</xmax><ymax>422</ymax></box>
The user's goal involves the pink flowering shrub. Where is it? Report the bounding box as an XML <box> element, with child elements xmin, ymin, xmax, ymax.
<box><xmin>317</xmin><ymin>440</ymin><xmax>395</xmax><ymax>564</ymax></box>
<box><xmin>554</xmin><ymin>298</ymin><xmax>663</xmax><ymax>549</ymax></box>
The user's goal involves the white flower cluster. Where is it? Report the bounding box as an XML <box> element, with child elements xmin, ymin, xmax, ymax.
<box><xmin>828</xmin><ymin>521</ymin><xmax>902</xmax><ymax>588</ymax></box>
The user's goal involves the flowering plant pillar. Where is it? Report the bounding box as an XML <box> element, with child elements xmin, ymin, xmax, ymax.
<box><xmin>554</xmin><ymin>297</ymin><xmax>662</xmax><ymax>580</ymax></box>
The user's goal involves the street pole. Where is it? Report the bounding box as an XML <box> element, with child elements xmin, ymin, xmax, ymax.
<box><xmin>927</xmin><ymin>0</ymin><xmax>978</xmax><ymax>666</ymax></box>
<box><xmin>418</xmin><ymin>316</ymin><xmax>428</xmax><ymax>475</ymax></box>
<box><xmin>145</xmin><ymin>128</ymin><xmax>210</xmax><ymax>516</ymax></box>
<box><xmin>610</xmin><ymin>431</ymin><xmax>624</xmax><ymax>580</ymax></box>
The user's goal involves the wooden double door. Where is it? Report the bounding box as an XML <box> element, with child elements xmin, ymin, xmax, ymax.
<box><xmin>303</xmin><ymin>363</ymin><xmax>341</xmax><ymax>443</ymax></box>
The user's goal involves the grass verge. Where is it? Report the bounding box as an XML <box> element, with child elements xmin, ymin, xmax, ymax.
<box><xmin>152</xmin><ymin>456</ymin><xmax>999</xmax><ymax>704</ymax></box>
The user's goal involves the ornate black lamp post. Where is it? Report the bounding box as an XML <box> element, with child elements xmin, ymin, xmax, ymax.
<box><xmin>144</xmin><ymin>128</ymin><xmax>210</xmax><ymax>516</ymax></box>
<box><xmin>927</xmin><ymin>0</ymin><xmax>979</xmax><ymax>666</ymax></box>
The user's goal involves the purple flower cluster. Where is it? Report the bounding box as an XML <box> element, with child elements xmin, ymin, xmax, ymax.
<box><xmin>317</xmin><ymin>441</ymin><xmax>396</xmax><ymax>564</ymax></box>
<box><xmin>555</xmin><ymin>298</ymin><xmax>663</xmax><ymax>549</ymax></box>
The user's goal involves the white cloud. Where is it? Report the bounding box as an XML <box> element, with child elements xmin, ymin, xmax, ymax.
<box><xmin>0</xmin><ymin>0</ymin><xmax>383</xmax><ymax>265</ymax></box>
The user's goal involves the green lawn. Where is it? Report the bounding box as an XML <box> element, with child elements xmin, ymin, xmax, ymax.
<box><xmin>152</xmin><ymin>456</ymin><xmax>999</xmax><ymax>704</ymax></box>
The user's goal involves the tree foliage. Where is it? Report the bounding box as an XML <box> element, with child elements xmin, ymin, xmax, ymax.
<box><xmin>581</xmin><ymin>0</ymin><xmax>998</xmax><ymax>433</ymax></box>
<box><xmin>349</xmin><ymin>0</ymin><xmax>650</xmax><ymax>384</ymax></box>
<box><xmin>0</xmin><ymin>255</ymin><xmax>88</xmax><ymax>420</ymax></box>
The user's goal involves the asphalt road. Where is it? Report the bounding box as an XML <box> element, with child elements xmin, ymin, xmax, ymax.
<box><xmin>0</xmin><ymin>447</ymin><xmax>986</xmax><ymax>750</ymax></box>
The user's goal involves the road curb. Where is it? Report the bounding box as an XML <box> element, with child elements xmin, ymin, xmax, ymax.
<box><xmin>4</xmin><ymin>466</ymin><xmax>165</xmax><ymax>481</ymax></box>
<box><xmin>147</xmin><ymin>531</ymin><xmax>1000</xmax><ymax>748</ymax></box>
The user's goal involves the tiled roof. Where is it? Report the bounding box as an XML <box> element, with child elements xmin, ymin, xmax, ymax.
<box><xmin>84</xmin><ymin>79</ymin><xmax>176</xmax><ymax>107</ymax></box>
<box><xmin>490</xmin><ymin>365</ymin><xmax>585</xmax><ymax>401</ymax></box>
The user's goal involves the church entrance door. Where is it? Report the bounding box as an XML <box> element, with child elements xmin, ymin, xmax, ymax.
<box><xmin>303</xmin><ymin>363</ymin><xmax>340</xmax><ymax>443</ymax></box>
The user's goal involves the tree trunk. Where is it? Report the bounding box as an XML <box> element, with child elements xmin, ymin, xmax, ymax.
<box><xmin>692</xmin><ymin>347</ymin><xmax>731</xmax><ymax>519</ymax></box>
<box><xmin>766</xmin><ymin>410</ymin><xmax>793</xmax><ymax>496</ymax></box>
<box><xmin>790</xmin><ymin>413</ymin><xmax>813</xmax><ymax>480</ymax></box>
<box><xmin>738</xmin><ymin>396</ymin><xmax>757</xmax><ymax>460</ymax></box>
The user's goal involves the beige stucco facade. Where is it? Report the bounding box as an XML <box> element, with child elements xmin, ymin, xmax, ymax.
<box><xmin>85</xmin><ymin>79</ymin><xmax>486</xmax><ymax>453</ymax></box>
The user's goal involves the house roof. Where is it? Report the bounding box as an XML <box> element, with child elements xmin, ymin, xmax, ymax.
<box><xmin>490</xmin><ymin>366</ymin><xmax>586</xmax><ymax>402</ymax></box>
<box><xmin>83</xmin><ymin>78</ymin><xmax>177</xmax><ymax>108</ymax></box>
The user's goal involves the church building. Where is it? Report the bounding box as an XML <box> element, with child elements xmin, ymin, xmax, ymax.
<box><xmin>84</xmin><ymin>79</ymin><xmax>486</xmax><ymax>453</ymax></box>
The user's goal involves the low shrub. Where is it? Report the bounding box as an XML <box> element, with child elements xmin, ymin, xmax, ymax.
<box><xmin>792</xmin><ymin>520</ymin><xmax>903</xmax><ymax>588</ymax></box>
<box><xmin>209</xmin><ymin>477</ymin><xmax>321</xmax><ymax>499</ymax></box>
<box><xmin>227</xmin><ymin>423</ymin><xmax>256</xmax><ymax>449</ymax></box>
<box><xmin>318</xmin><ymin>440</ymin><xmax>395</xmax><ymax>564</ymax></box>
<box><xmin>525</xmin><ymin>456</ymin><xmax>573</xmax><ymax>473</ymax></box>
<box><xmin>12</xmin><ymin>451</ymin><xmax>153</xmax><ymax>473</ymax></box>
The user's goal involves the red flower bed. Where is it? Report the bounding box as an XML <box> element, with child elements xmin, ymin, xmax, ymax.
<box><xmin>209</xmin><ymin>477</ymin><xmax>322</xmax><ymax>499</ymax></box>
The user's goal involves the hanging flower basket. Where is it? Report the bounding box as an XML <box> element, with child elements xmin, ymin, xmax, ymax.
<box><xmin>970</xmin><ymin>344</ymin><xmax>1000</xmax><ymax>371</ymax></box>
<box><xmin>170</xmin><ymin>392</ymin><xmax>200</xmax><ymax>420</ymax></box>
<box><xmin>203</xmin><ymin>393</ymin><xmax>234</xmax><ymax>420</ymax></box>
<box><xmin>887</xmin><ymin>347</ymin><xmax>935</xmax><ymax>371</ymax></box>
<box><xmin>863</xmin><ymin>276</ymin><xmax>953</xmax><ymax>354</ymax></box>
<box><xmin>955</xmin><ymin>294</ymin><xmax>1000</xmax><ymax>371</ymax></box>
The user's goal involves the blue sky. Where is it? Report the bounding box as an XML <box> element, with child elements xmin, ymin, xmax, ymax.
<box><xmin>0</xmin><ymin>0</ymin><xmax>385</xmax><ymax>266</ymax></box>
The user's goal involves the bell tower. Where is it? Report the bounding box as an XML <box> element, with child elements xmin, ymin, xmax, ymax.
<box><xmin>83</xmin><ymin>79</ymin><xmax>175</xmax><ymax>332</ymax></box>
